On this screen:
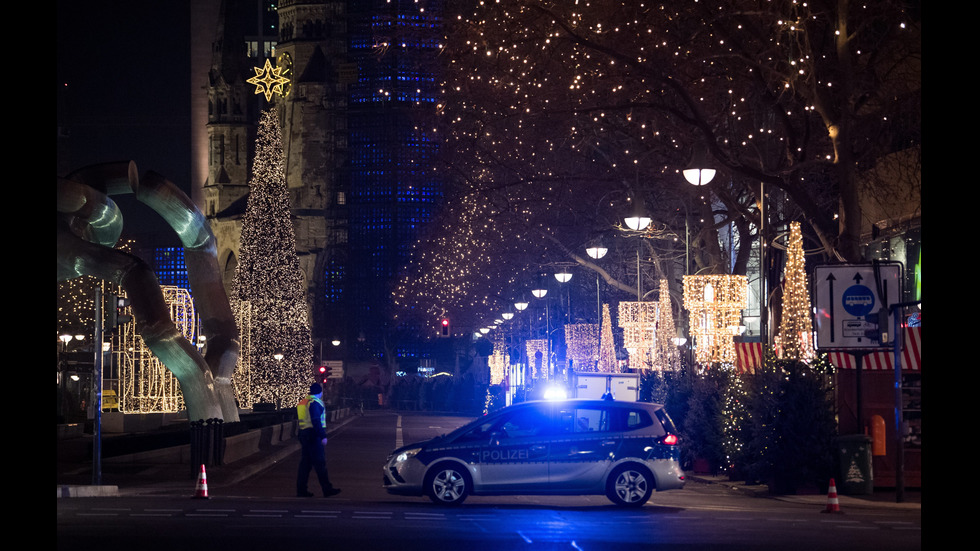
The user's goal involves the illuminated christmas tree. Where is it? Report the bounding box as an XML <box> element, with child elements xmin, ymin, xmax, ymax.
<box><xmin>598</xmin><ymin>304</ymin><xmax>616</xmax><ymax>373</ymax></box>
<box><xmin>776</xmin><ymin>222</ymin><xmax>815</xmax><ymax>361</ymax></box>
<box><xmin>234</xmin><ymin>108</ymin><xmax>313</xmax><ymax>408</ymax></box>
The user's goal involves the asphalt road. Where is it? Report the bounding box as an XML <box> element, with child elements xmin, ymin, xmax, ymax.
<box><xmin>57</xmin><ymin>411</ymin><xmax>922</xmax><ymax>550</ymax></box>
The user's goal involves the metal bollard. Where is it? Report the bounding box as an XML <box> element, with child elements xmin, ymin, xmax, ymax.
<box><xmin>210</xmin><ymin>418</ymin><xmax>225</xmax><ymax>466</ymax></box>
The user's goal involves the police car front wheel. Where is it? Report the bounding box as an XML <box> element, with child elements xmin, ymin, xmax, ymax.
<box><xmin>425</xmin><ymin>463</ymin><xmax>471</xmax><ymax>505</ymax></box>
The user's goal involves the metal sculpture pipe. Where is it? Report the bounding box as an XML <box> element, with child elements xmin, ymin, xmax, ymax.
<box><xmin>135</xmin><ymin>171</ymin><xmax>241</xmax><ymax>422</ymax></box>
<box><xmin>57</xmin><ymin>218</ymin><xmax>222</xmax><ymax>422</ymax></box>
<box><xmin>57</xmin><ymin>163</ymin><xmax>225</xmax><ymax>422</ymax></box>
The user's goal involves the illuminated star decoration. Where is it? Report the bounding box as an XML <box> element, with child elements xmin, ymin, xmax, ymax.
<box><xmin>246</xmin><ymin>58</ymin><xmax>290</xmax><ymax>101</ymax></box>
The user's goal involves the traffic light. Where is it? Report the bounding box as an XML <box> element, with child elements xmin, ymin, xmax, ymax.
<box><xmin>441</xmin><ymin>318</ymin><xmax>450</xmax><ymax>337</ymax></box>
<box><xmin>108</xmin><ymin>294</ymin><xmax>133</xmax><ymax>330</ymax></box>
<box><xmin>318</xmin><ymin>365</ymin><xmax>328</xmax><ymax>384</ymax></box>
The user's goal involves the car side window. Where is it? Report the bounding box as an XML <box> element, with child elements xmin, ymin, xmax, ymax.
<box><xmin>497</xmin><ymin>406</ymin><xmax>552</xmax><ymax>439</ymax></box>
<box><xmin>456</xmin><ymin>419</ymin><xmax>497</xmax><ymax>442</ymax></box>
<box><xmin>557</xmin><ymin>407</ymin><xmax>610</xmax><ymax>433</ymax></box>
<box><xmin>624</xmin><ymin>409</ymin><xmax>655</xmax><ymax>431</ymax></box>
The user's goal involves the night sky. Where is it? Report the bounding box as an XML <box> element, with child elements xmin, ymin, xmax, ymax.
<box><xmin>57</xmin><ymin>1</ymin><xmax>193</xmax><ymax>244</ymax></box>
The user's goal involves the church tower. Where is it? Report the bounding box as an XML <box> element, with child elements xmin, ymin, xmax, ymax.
<box><xmin>275</xmin><ymin>0</ymin><xmax>352</xmax><ymax>345</ymax></box>
<box><xmin>199</xmin><ymin>0</ymin><xmax>271</xmax><ymax>293</ymax></box>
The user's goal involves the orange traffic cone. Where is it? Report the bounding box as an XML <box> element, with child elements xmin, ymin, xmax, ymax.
<box><xmin>193</xmin><ymin>464</ymin><xmax>209</xmax><ymax>499</ymax></box>
<box><xmin>821</xmin><ymin>478</ymin><xmax>841</xmax><ymax>513</ymax></box>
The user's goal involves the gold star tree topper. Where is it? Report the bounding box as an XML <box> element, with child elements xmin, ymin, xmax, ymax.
<box><xmin>247</xmin><ymin>58</ymin><xmax>290</xmax><ymax>101</ymax></box>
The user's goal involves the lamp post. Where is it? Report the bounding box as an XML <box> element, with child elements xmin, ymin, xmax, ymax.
<box><xmin>554</xmin><ymin>269</ymin><xmax>575</xmax><ymax>379</ymax></box>
<box><xmin>531</xmin><ymin>278</ymin><xmax>553</xmax><ymax>380</ymax></box>
<box><xmin>585</xmin><ymin>242</ymin><xmax>607</xmax><ymax>326</ymax></box>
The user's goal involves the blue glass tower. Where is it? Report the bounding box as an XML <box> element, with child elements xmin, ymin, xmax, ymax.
<box><xmin>345</xmin><ymin>0</ymin><xmax>444</xmax><ymax>359</ymax></box>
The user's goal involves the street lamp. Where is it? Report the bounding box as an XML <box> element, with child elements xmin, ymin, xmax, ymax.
<box><xmin>531</xmin><ymin>283</ymin><xmax>548</xmax><ymax>299</ymax></box>
<box><xmin>586</xmin><ymin>241</ymin><xmax>607</xmax><ymax>326</ymax></box>
<box><xmin>624</xmin><ymin>212</ymin><xmax>651</xmax><ymax>232</ymax></box>
<box><xmin>585</xmin><ymin>243</ymin><xmax>608</xmax><ymax>261</ymax></box>
<box><xmin>683</xmin><ymin>144</ymin><xmax>716</xmax><ymax>186</ymax></box>
<box><xmin>554</xmin><ymin>269</ymin><xmax>572</xmax><ymax>283</ymax></box>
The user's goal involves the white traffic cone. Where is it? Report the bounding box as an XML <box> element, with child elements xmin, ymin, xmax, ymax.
<box><xmin>193</xmin><ymin>464</ymin><xmax>209</xmax><ymax>499</ymax></box>
<box><xmin>821</xmin><ymin>478</ymin><xmax>841</xmax><ymax>513</ymax></box>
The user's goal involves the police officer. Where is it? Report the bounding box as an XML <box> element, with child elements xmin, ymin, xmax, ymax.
<box><xmin>296</xmin><ymin>382</ymin><xmax>341</xmax><ymax>497</ymax></box>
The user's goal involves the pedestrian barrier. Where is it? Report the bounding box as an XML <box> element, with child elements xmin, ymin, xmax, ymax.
<box><xmin>821</xmin><ymin>478</ymin><xmax>841</xmax><ymax>513</ymax></box>
<box><xmin>193</xmin><ymin>464</ymin><xmax>209</xmax><ymax>499</ymax></box>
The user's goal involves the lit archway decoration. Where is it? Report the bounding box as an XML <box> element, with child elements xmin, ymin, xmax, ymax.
<box><xmin>489</xmin><ymin>349</ymin><xmax>508</xmax><ymax>385</ymax></box>
<box><xmin>247</xmin><ymin>58</ymin><xmax>291</xmax><ymax>101</ymax></box>
<box><xmin>619</xmin><ymin>301</ymin><xmax>657</xmax><ymax>370</ymax></box>
<box><xmin>526</xmin><ymin>339</ymin><xmax>548</xmax><ymax>379</ymax></box>
<box><xmin>683</xmin><ymin>275</ymin><xmax>748</xmax><ymax>365</ymax></box>
<box><xmin>565</xmin><ymin>324</ymin><xmax>599</xmax><ymax>372</ymax></box>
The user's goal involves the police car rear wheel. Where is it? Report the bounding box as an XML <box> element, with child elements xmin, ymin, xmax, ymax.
<box><xmin>425</xmin><ymin>463</ymin><xmax>470</xmax><ymax>505</ymax></box>
<box><xmin>607</xmin><ymin>464</ymin><xmax>653</xmax><ymax>507</ymax></box>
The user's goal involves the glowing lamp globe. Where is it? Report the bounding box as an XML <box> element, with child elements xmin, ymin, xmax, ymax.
<box><xmin>625</xmin><ymin>215</ymin><xmax>651</xmax><ymax>231</ymax></box>
<box><xmin>683</xmin><ymin>167</ymin><xmax>716</xmax><ymax>186</ymax></box>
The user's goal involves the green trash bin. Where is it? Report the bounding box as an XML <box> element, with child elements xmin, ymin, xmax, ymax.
<box><xmin>837</xmin><ymin>434</ymin><xmax>873</xmax><ymax>495</ymax></box>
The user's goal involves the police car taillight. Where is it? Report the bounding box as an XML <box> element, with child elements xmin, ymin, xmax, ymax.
<box><xmin>663</xmin><ymin>434</ymin><xmax>678</xmax><ymax>446</ymax></box>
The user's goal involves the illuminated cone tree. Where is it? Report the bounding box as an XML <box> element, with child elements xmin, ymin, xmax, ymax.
<box><xmin>234</xmin><ymin>108</ymin><xmax>313</xmax><ymax>407</ymax></box>
<box><xmin>598</xmin><ymin>304</ymin><xmax>617</xmax><ymax>373</ymax></box>
<box><xmin>776</xmin><ymin>222</ymin><xmax>815</xmax><ymax>361</ymax></box>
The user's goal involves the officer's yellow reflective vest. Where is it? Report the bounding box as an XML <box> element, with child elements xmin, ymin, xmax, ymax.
<box><xmin>297</xmin><ymin>395</ymin><xmax>326</xmax><ymax>431</ymax></box>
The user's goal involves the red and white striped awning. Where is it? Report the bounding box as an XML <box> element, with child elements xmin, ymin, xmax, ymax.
<box><xmin>735</xmin><ymin>327</ymin><xmax>921</xmax><ymax>373</ymax></box>
<box><xmin>827</xmin><ymin>327</ymin><xmax>921</xmax><ymax>372</ymax></box>
<box><xmin>735</xmin><ymin>342</ymin><xmax>764</xmax><ymax>375</ymax></box>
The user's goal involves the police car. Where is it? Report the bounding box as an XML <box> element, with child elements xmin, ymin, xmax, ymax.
<box><xmin>382</xmin><ymin>399</ymin><xmax>685</xmax><ymax>506</ymax></box>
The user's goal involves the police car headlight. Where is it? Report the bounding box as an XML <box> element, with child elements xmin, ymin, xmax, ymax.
<box><xmin>396</xmin><ymin>447</ymin><xmax>421</xmax><ymax>463</ymax></box>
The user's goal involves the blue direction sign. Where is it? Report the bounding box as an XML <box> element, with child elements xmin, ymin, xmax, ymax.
<box><xmin>813</xmin><ymin>263</ymin><xmax>903</xmax><ymax>349</ymax></box>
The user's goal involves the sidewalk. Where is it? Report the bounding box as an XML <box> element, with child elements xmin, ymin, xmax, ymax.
<box><xmin>57</xmin><ymin>414</ymin><xmax>358</xmax><ymax>498</ymax></box>
<box><xmin>687</xmin><ymin>473</ymin><xmax>921</xmax><ymax>510</ymax></box>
